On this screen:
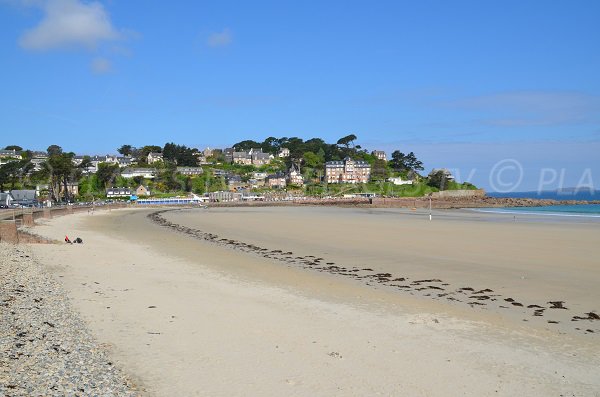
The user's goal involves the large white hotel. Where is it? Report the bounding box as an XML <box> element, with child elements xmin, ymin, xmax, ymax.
<box><xmin>325</xmin><ymin>157</ymin><xmax>371</xmax><ymax>184</ymax></box>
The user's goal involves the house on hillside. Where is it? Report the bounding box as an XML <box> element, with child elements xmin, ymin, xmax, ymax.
<box><xmin>232</xmin><ymin>151</ymin><xmax>252</xmax><ymax>165</ymax></box>
<box><xmin>252</xmin><ymin>151</ymin><xmax>273</xmax><ymax>165</ymax></box>
<box><xmin>0</xmin><ymin>149</ymin><xmax>22</xmax><ymax>160</ymax></box>
<box><xmin>121</xmin><ymin>168</ymin><xmax>157</xmax><ymax>179</ymax></box>
<box><xmin>278</xmin><ymin>148</ymin><xmax>290</xmax><ymax>158</ymax></box>
<box><xmin>266</xmin><ymin>172</ymin><xmax>287</xmax><ymax>188</ymax></box>
<box><xmin>117</xmin><ymin>156</ymin><xmax>135</xmax><ymax>166</ymax></box>
<box><xmin>247</xmin><ymin>178</ymin><xmax>263</xmax><ymax>188</ymax></box>
<box><xmin>287</xmin><ymin>165</ymin><xmax>304</xmax><ymax>186</ymax></box>
<box><xmin>177</xmin><ymin>167</ymin><xmax>204</xmax><ymax>176</ymax></box>
<box><xmin>59</xmin><ymin>182</ymin><xmax>80</xmax><ymax>198</ymax></box>
<box><xmin>203</xmin><ymin>147</ymin><xmax>213</xmax><ymax>158</ymax></box>
<box><xmin>429</xmin><ymin>168</ymin><xmax>455</xmax><ymax>182</ymax></box>
<box><xmin>252</xmin><ymin>171</ymin><xmax>268</xmax><ymax>180</ymax></box>
<box><xmin>388</xmin><ymin>176</ymin><xmax>413</xmax><ymax>185</ymax></box>
<box><xmin>136</xmin><ymin>185</ymin><xmax>151</xmax><ymax>196</ymax></box>
<box><xmin>147</xmin><ymin>152</ymin><xmax>163</xmax><ymax>164</ymax></box>
<box><xmin>372</xmin><ymin>150</ymin><xmax>387</xmax><ymax>161</ymax></box>
<box><xmin>211</xmin><ymin>169</ymin><xmax>231</xmax><ymax>178</ymax></box>
<box><xmin>73</xmin><ymin>155</ymin><xmax>119</xmax><ymax>173</ymax></box>
<box><xmin>106</xmin><ymin>187</ymin><xmax>132</xmax><ymax>198</ymax></box>
<box><xmin>224</xmin><ymin>148</ymin><xmax>235</xmax><ymax>162</ymax></box>
<box><xmin>325</xmin><ymin>157</ymin><xmax>371</xmax><ymax>184</ymax></box>
<box><xmin>0</xmin><ymin>149</ymin><xmax>22</xmax><ymax>166</ymax></box>
<box><xmin>230</xmin><ymin>148</ymin><xmax>273</xmax><ymax>166</ymax></box>
<box><xmin>227</xmin><ymin>175</ymin><xmax>243</xmax><ymax>190</ymax></box>
<box><xmin>30</xmin><ymin>152</ymin><xmax>48</xmax><ymax>172</ymax></box>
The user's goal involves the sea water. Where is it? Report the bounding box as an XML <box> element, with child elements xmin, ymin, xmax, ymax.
<box><xmin>487</xmin><ymin>189</ymin><xmax>598</xmax><ymax>201</ymax></box>
<box><xmin>482</xmin><ymin>190</ymin><xmax>600</xmax><ymax>217</ymax></box>
<box><xmin>475</xmin><ymin>204</ymin><xmax>600</xmax><ymax>218</ymax></box>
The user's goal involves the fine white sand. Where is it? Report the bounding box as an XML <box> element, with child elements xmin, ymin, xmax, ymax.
<box><xmin>29</xmin><ymin>207</ymin><xmax>600</xmax><ymax>396</ymax></box>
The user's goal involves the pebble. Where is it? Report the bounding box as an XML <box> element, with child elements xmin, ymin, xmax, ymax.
<box><xmin>0</xmin><ymin>243</ymin><xmax>141</xmax><ymax>396</ymax></box>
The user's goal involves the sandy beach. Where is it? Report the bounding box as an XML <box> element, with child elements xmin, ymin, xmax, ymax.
<box><xmin>26</xmin><ymin>206</ymin><xmax>600</xmax><ymax>396</ymax></box>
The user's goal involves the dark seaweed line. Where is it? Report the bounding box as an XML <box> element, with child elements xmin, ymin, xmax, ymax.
<box><xmin>147</xmin><ymin>210</ymin><xmax>598</xmax><ymax>334</ymax></box>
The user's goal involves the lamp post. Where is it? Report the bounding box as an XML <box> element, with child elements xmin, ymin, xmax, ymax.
<box><xmin>428</xmin><ymin>193</ymin><xmax>432</xmax><ymax>221</ymax></box>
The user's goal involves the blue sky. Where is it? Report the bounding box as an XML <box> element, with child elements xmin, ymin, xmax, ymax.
<box><xmin>1</xmin><ymin>0</ymin><xmax>599</xmax><ymax>191</ymax></box>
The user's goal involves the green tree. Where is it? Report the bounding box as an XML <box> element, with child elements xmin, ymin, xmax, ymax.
<box><xmin>0</xmin><ymin>162</ymin><xmax>21</xmax><ymax>190</ymax></box>
<box><xmin>404</xmin><ymin>152</ymin><xmax>424</xmax><ymax>172</ymax></box>
<box><xmin>261</xmin><ymin>137</ymin><xmax>280</xmax><ymax>154</ymax></box>
<box><xmin>336</xmin><ymin>134</ymin><xmax>357</xmax><ymax>148</ymax></box>
<box><xmin>390</xmin><ymin>150</ymin><xmax>407</xmax><ymax>171</ymax></box>
<box><xmin>302</xmin><ymin>151</ymin><xmax>321</xmax><ymax>168</ymax></box>
<box><xmin>4</xmin><ymin>145</ymin><xmax>22</xmax><ymax>151</ymax></box>
<box><xmin>46</xmin><ymin>152</ymin><xmax>75</xmax><ymax>202</ymax></box>
<box><xmin>390</xmin><ymin>150</ymin><xmax>423</xmax><ymax>173</ymax></box>
<box><xmin>427</xmin><ymin>170</ymin><xmax>451</xmax><ymax>191</ymax></box>
<box><xmin>156</xmin><ymin>162</ymin><xmax>180</xmax><ymax>191</ymax></box>
<box><xmin>47</xmin><ymin>145</ymin><xmax>63</xmax><ymax>157</ymax></box>
<box><xmin>163</xmin><ymin>142</ymin><xmax>198</xmax><ymax>166</ymax></box>
<box><xmin>233</xmin><ymin>140</ymin><xmax>262</xmax><ymax>151</ymax></box>
<box><xmin>79</xmin><ymin>155</ymin><xmax>93</xmax><ymax>170</ymax></box>
<box><xmin>0</xmin><ymin>165</ymin><xmax>8</xmax><ymax>191</ymax></box>
<box><xmin>371</xmin><ymin>159</ymin><xmax>390</xmax><ymax>181</ymax></box>
<box><xmin>118</xmin><ymin>145</ymin><xmax>134</xmax><ymax>156</ymax></box>
<box><xmin>136</xmin><ymin>145</ymin><xmax>162</xmax><ymax>164</ymax></box>
<box><xmin>96</xmin><ymin>163</ymin><xmax>120</xmax><ymax>189</ymax></box>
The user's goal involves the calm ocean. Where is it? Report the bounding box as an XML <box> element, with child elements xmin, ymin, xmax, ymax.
<box><xmin>487</xmin><ymin>189</ymin><xmax>599</xmax><ymax>201</ymax></box>
<box><xmin>484</xmin><ymin>190</ymin><xmax>600</xmax><ymax>217</ymax></box>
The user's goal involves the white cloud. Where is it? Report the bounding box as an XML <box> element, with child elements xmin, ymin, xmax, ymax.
<box><xmin>207</xmin><ymin>28</ymin><xmax>232</xmax><ymax>48</ymax></box>
<box><xmin>19</xmin><ymin>0</ymin><xmax>120</xmax><ymax>50</ymax></box>
<box><xmin>91</xmin><ymin>57</ymin><xmax>111</xmax><ymax>74</ymax></box>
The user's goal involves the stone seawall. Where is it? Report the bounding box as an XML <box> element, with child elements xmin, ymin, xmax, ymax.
<box><xmin>0</xmin><ymin>221</ymin><xmax>18</xmax><ymax>244</ymax></box>
<box><xmin>431</xmin><ymin>189</ymin><xmax>486</xmax><ymax>199</ymax></box>
<box><xmin>0</xmin><ymin>204</ymin><xmax>128</xmax><ymax>244</ymax></box>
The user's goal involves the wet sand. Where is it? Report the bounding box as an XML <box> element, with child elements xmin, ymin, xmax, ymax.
<box><xmin>158</xmin><ymin>206</ymin><xmax>600</xmax><ymax>334</ymax></box>
<box><xmin>29</xmin><ymin>207</ymin><xmax>600</xmax><ymax>396</ymax></box>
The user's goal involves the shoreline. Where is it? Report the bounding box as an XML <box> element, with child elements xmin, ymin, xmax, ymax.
<box><xmin>2</xmin><ymin>194</ymin><xmax>599</xmax><ymax>224</ymax></box>
<box><xmin>154</xmin><ymin>206</ymin><xmax>600</xmax><ymax>338</ymax></box>
<box><xmin>16</xmin><ymin>207</ymin><xmax>600</xmax><ymax>395</ymax></box>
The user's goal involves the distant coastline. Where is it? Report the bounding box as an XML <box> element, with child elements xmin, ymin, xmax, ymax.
<box><xmin>487</xmin><ymin>189</ymin><xmax>598</xmax><ymax>201</ymax></box>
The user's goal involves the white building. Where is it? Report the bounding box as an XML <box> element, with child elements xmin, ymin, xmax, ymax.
<box><xmin>288</xmin><ymin>166</ymin><xmax>304</xmax><ymax>186</ymax></box>
<box><xmin>429</xmin><ymin>168</ymin><xmax>455</xmax><ymax>182</ymax></box>
<box><xmin>252</xmin><ymin>171</ymin><xmax>268</xmax><ymax>180</ymax></box>
<box><xmin>147</xmin><ymin>152</ymin><xmax>163</xmax><ymax>164</ymax></box>
<box><xmin>121</xmin><ymin>168</ymin><xmax>157</xmax><ymax>179</ymax></box>
<box><xmin>387</xmin><ymin>176</ymin><xmax>413</xmax><ymax>185</ymax></box>
<box><xmin>72</xmin><ymin>155</ymin><xmax>121</xmax><ymax>173</ymax></box>
<box><xmin>278</xmin><ymin>148</ymin><xmax>290</xmax><ymax>158</ymax></box>
<box><xmin>106</xmin><ymin>187</ymin><xmax>132</xmax><ymax>198</ymax></box>
<box><xmin>177</xmin><ymin>167</ymin><xmax>204</xmax><ymax>176</ymax></box>
<box><xmin>0</xmin><ymin>149</ymin><xmax>22</xmax><ymax>160</ymax></box>
<box><xmin>372</xmin><ymin>150</ymin><xmax>386</xmax><ymax>161</ymax></box>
